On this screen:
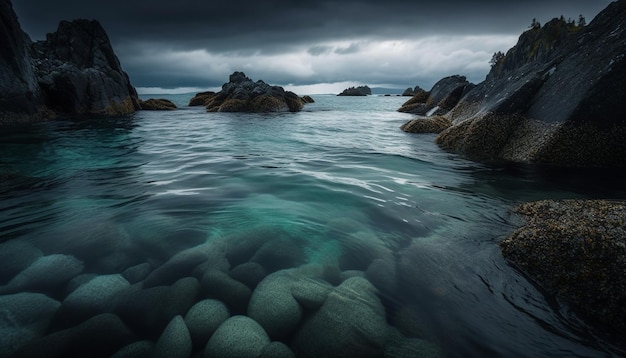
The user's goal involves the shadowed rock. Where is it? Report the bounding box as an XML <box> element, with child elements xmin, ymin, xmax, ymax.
<box><xmin>152</xmin><ymin>316</ymin><xmax>192</xmax><ymax>358</ymax></box>
<box><xmin>193</xmin><ymin>72</ymin><xmax>307</xmax><ymax>113</ymax></box>
<box><xmin>0</xmin><ymin>293</ymin><xmax>60</xmax><ymax>357</ymax></box>
<box><xmin>9</xmin><ymin>313</ymin><xmax>135</xmax><ymax>358</ymax></box>
<box><xmin>1</xmin><ymin>1</ymin><xmax>139</xmax><ymax>124</ymax></box>
<box><xmin>429</xmin><ymin>2</ymin><xmax>626</xmax><ymax>167</ymax></box>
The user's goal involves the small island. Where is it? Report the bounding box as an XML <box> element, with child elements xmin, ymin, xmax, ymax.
<box><xmin>336</xmin><ymin>86</ymin><xmax>371</xmax><ymax>96</ymax></box>
<box><xmin>188</xmin><ymin>72</ymin><xmax>310</xmax><ymax>113</ymax></box>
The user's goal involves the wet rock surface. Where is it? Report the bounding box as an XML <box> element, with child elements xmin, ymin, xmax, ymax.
<box><xmin>500</xmin><ymin>199</ymin><xmax>626</xmax><ymax>336</ymax></box>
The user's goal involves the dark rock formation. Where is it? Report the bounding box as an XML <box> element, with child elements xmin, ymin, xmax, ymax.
<box><xmin>188</xmin><ymin>91</ymin><xmax>216</xmax><ymax>106</ymax></box>
<box><xmin>401</xmin><ymin>86</ymin><xmax>423</xmax><ymax>97</ymax></box>
<box><xmin>139</xmin><ymin>99</ymin><xmax>177</xmax><ymax>110</ymax></box>
<box><xmin>0</xmin><ymin>1</ymin><xmax>139</xmax><ymax>124</ymax></box>
<box><xmin>398</xmin><ymin>75</ymin><xmax>472</xmax><ymax>116</ymax></box>
<box><xmin>500</xmin><ymin>200</ymin><xmax>626</xmax><ymax>337</ymax></box>
<box><xmin>32</xmin><ymin>19</ymin><xmax>140</xmax><ymax>116</ymax></box>
<box><xmin>431</xmin><ymin>1</ymin><xmax>626</xmax><ymax>167</ymax></box>
<box><xmin>194</xmin><ymin>72</ymin><xmax>307</xmax><ymax>113</ymax></box>
<box><xmin>0</xmin><ymin>0</ymin><xmax>45</xmax><ymax>124</ymax></box>
<box><xmin>337</xmin><ymin>85</ymin><xmax>371</xmax><ymax>96</ymax></box>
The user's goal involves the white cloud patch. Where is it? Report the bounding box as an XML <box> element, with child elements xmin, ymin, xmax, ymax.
<box><xmin>123</xmin><ymin>34</ymin><xmax>518</xmax><ymax>93</ymax></box>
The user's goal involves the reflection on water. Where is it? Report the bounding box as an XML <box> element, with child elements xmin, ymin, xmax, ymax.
<box><xmin>1</xmin><ymin>96</ymin><xmax>625</xmax><ymax>357</ymax></box>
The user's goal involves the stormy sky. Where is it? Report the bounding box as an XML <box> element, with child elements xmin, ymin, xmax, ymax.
<box><xmin>12</xmin><ymin>0</ymin><xmax>612</xmax><ymax>94</ymax></box>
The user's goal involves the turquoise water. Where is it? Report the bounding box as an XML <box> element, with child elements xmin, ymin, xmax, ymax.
<box><xmin>1</xmin><ymin>95</ymin><xmax>625</xmax><ymax>357</ymax></box>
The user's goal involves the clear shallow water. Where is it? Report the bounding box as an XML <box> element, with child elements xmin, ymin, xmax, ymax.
<box><xmin>1</xmin><ymin>95</ymin><xmax>625</xmax><ymax>357</ymax></box>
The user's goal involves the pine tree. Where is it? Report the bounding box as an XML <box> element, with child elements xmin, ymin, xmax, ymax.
<box><xmin>578</xmin><ymin>14</ymin><xmax>586</xmax><ymax>27</ymax></box>
<box><xmin>490</xmin><ymin>51</ymin><xmax>505</xmax><ymax>68</ymax></box>
<box><xmin>529</xmin><ymin>18</ymin><xmax>541</xmax><ymax>29</ymax></box>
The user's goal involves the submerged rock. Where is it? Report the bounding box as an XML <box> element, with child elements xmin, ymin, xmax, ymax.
<box><xmin>429</xmin><ymin>1</ymin><xmax>626</xmax><ymax>167</ymax></box>
<box><xmin>57</xmin><ymin>274</ymin><xmax>131</xmax><ymax>325</ymax></box>
<box><xmin>204</xmin><ymin>315</ymin><xmax>270</xmax><ymax>358</ymax></box>
<box><xmin>152</xmin><ymin>315</ymin><xmax>192</xmax><ymax>358</ymax></box>
<box><xmin>1</xmin><ymin>254</ymin><xmax>84</xmax><ymax>295</ymax></box>
<box><xmin>0</xmin><ymin>293</ymin><xmax>60</xmax><ymax>357</ymax></box>
<box><xmin>500</xmin><ymin>199</ymin><xmax>626</xmax><ymax>335</ymax></box>
<box><xmin>292</xmin><ymin>277</ymin><xmax>389</xmax><ymax>358</ymax></box>
<box><xmin>9</xmin><ymin>313</ymin><xmax>135</xmax><ymax>358</ymax></box>
<box><xmin>193</xmin><ymin>71</ymin><xmax>307</xmax><ymax>113</ymax></box>
<box><xmin>184</xmin><ymin>299</ymin><xmax>230</xmax><ymax>349</ymax></box>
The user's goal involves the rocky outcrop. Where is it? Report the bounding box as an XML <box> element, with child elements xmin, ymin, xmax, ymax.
<box><xmin>188</xmin><ymin>91</ymin><xmax>216</xmax><ymax>106</ymax></box>
<box><xmin>398</xmin><ymin>75</ymin><xmax>472</xmax><ymax>116</ymax></box>
<box><xmin>400</xmin><ymin>116</ymin><xmax>451</xmax><ymax>134</ymax></box>
<box><xmin>139</xmin><ymin>99</ymin><xmax>177</xmax><ymax>110</ymax></box>
<box><xmin>194</xmin><ymin>72</ymin><xmax>307</xmax><ymax>113</ymax></box>
<box><xmin>0</xmin><ymin>0</ymin><xmax>45</xmax><ymax>124</ymax></box>
<box><xmin>431</xmin><ymin>1</ymin><xmax>626</xmax><ymax>167</ymax></box>
<box><xmin>0</xmin><ymin>1</ymin><xmax>139</xmax><ymax>124</ymax></box>
<box><xmin>500</xmin><ymin>200</ymin><xmax>626</xmax><ymax>336</ymax></box>
<box><xmin>401</xmin><ymin>86</ymin><xmax>423</xmax><ymax>97</ymax></box>
<box><xmin>337</xmin><ymin>85</ymin><xmax>371</xmax><ymax>96</ymax></box>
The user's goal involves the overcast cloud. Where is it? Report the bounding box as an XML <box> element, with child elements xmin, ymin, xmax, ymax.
<box><xmin>12</xmin><ymin>0</ymin><xmax>613</xmax><ymax>94</ymax></box>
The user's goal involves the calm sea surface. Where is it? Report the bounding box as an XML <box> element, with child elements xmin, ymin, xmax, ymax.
<box><xmin>1</xmin><ymin>94</ymin><xmax>625</xmax><ymax>357</ymax></box>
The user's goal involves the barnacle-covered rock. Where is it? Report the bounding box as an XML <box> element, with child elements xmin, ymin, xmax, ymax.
<box><xmin>500</xmin><ymin>199</ymin><xmax>626</xmax><ymax>335</ymax></box>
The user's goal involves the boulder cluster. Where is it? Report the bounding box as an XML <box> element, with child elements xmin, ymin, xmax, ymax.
<box><xmin>0</xmin><ymin>1</ymin><xmax>140</xmax><ymax>124</ymax></box>
<box><xmin>400</xmin><ymin>0</ymin><xmax>626</xmax><ymax>167</ymax></box>
<box><xmin>188</xmin><ymin>72</ymin><xmax>313</xmax><ymax>113</ymax></box>
<box><xmin>0</xmin><ymin>220</ymin><xmax>445</xmax><ymax>358</ymax></box>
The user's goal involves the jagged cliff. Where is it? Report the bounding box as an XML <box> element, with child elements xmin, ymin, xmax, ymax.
<box><xmin>0</xmin><ymin>0</ymin><xmax>139</xmax><ymax>125</ymax></box>
<box><xmin>404</xmin><ymin>1</ymin><xmax>626</xmax><ymax>167</ymax></box>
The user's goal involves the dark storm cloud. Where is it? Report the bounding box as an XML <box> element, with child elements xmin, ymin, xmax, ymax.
<box><xmin>11</xmin><ymin>0</ymin><xmax>613</xmax><ymax>92</ymax></box>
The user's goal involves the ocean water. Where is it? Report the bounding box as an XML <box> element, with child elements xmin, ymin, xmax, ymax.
<box><xmin>1</xmin><ymin>94</ymin><xmax>625</xmax><ymax>357</ymax></box>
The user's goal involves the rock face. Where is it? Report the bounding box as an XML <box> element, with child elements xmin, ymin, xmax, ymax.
<box><xmin>337</xmin><ymin>85</ymin><xmax>371</xmax><ymax>96</ymax></box>
<box><xmin>431</xmin><ymin>1</ymin><xmax>626</xmax><ymax>167</ymax></box>
<box><xmin>0</xmin><ymin>1</ymin><xmax>139</xmax><ymax>124</ymax></box>
<box><xmin>500</xmin><ymin>200</ymin><xmax>626</xmax><ymax>336</ymax></box>
<box><xmin>398</xmin><ymin>75</ymin><xmax>472</xmax><ymax>116</ymax></box>
<box><xmin>193</xmin><ymin>72</ymin><xmax>307</xmax><ymax>113</ymax></box>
